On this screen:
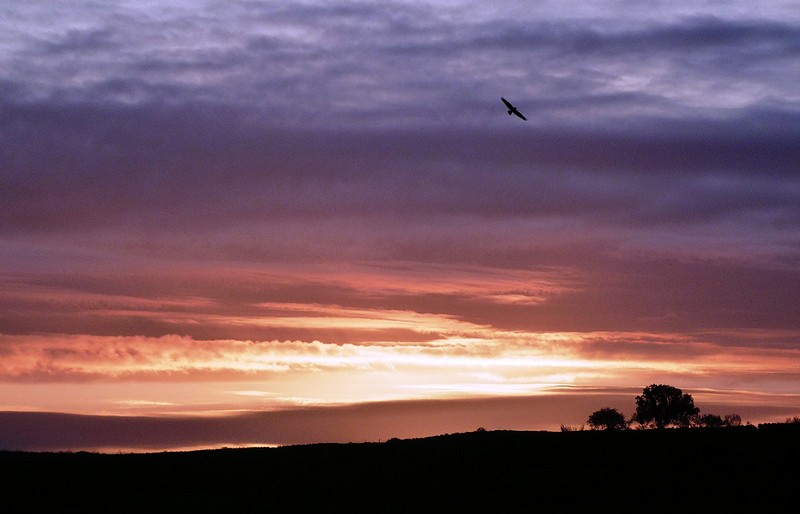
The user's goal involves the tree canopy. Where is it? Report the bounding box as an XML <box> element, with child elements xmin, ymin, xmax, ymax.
<box><xmin>587</xmin><ymin>407</ymin><xmax>627</xmax><ymax>430</ymax></box>
<box><xmin>633</xmin><ymin>384</ymin><xmax>699</xmax><ymax>429</ymax></box>
<box><xmin>586</xmin><ymin>384</ymin><xmax>749</xmax><ymax>431</ymax></box>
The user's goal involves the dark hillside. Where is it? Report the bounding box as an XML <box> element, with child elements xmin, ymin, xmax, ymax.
<box><xmin>2</xmin><ymin>426</ymin><xmax>798</xmax><ymax>512</ymax></box>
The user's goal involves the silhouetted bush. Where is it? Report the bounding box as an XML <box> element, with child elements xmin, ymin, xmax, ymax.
<box><xmin>587</xmin><ymin>407</ymin><xmax>627</xmax><ymax>430</ymax></box>
<box><xmin>724</xmin><ymin>413</ymin><xmax>742</xmax><ymax>427</ymax></box>
<box><xmin>698</xmin><ymin>413</ymin><xmax>724</xmax><ymax>427</ymax></box>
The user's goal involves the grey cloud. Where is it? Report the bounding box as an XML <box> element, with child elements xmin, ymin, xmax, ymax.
<box><xmin>2</xmin><ymin>101</ymin><xmax>798</xmax><ymax>238</ymax></box>
<box><xmin>35</xmin><ymin>28</ymin><xmax>121</xmax><ymax>55</ymax></box>
<box><xmin>473</xmin><ymin>17</ymin><xmax>800</xmax><ymax>56</ymax></box>
<box><xmin>3</xmin><ymin>3</ymin><xmax>798</xmax><ymax>126</ymax></box>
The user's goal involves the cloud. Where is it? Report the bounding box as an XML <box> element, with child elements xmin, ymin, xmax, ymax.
<box><xmin>2</xmin><ymin>2</ymin><xmax>799</xmax><ymax>123</ymax></box>
<box><xmin>4</xmin><ymin>394</ymin><xmax>640</xmax><ymax>451</ymax></box>
<box><xmin>1</xmin><ymin>1</ymin><xmax>798</xmax><ymax>451</ymax></box>
<box><xmin>3</xmin><ymin>387</ymin><xmax>800</xmax><ymax>452</ymax></box>
<box><xmin>2</xmin><ymin>321</ymin><xmax>799</xmax><ymax>399</ymax></box>
<box><xmin>2</xmin><ymin>102</ymin><xmax>798</xmax><ymax>243</ymax></box>
<box><xmin>1</xmin><ymin>239</ymin><xmax>799</xmax><ymax>344</ymax></box>
<box><xmin>2</xmin><ymin>2</ymin><xmax>798</xmax><ymax>244</ymax></box>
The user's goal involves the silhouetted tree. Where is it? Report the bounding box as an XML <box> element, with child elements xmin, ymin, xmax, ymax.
<box><xmin>588</xmin><ymin>407</ymin><xmax>627</xmax><ymax>430</ymax></box>
<box><xmin>633</xmin><ymin>384</ymin><xmax>699</xmax><ymax>429</ymax></box>
<box><xmin>723</xmin><ymin>413</ymin><xmax>742</xmax><ymax>427</ymax></box>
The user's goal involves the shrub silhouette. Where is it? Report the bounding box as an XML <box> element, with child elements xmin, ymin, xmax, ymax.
<box><xmin>587</xmin><ymin>407</ymin><xmax>627</xmax><ymax>430</ymax></box>
<box><xmin>697</xmin><ymin>412</ymin><xmax>743</xmax><ymax>427</ymax></box>
<box><xmin>698</xmin><ymin>413</ymin><xmax>724</xmax><ymax>427</ymax></box>
<box><xmin>633</xmin><ymin>384</ymin><xmax>699</xmax><ymax>429</ymax></box>
<box><xmin>723</xmin><ymin>413</ymin><xmax>742</xmax><ymax>427</ymax></box>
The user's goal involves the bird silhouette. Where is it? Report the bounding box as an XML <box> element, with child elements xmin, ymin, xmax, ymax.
<box><xmin>501</xmin><ymin>97</ymin><xmax>527</xmax><ymax>120</ymax></box>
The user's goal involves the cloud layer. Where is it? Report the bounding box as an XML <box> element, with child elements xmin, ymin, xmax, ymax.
<box><xmin>1</xmin><ymin>0</ymin><xmax>799</xmax><ymax>451</ymax></box>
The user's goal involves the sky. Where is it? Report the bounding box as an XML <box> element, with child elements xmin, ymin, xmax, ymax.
<box><xmin>1</xmin><ymin>0</ymin><xmax>799</xmax><ymax>452</ymax></box>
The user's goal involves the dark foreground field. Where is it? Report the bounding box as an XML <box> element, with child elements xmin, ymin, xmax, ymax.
<box><xmin>2</xmin><ymin>425</ymin><xmax>798</xmax><ymax>512</ymax></box>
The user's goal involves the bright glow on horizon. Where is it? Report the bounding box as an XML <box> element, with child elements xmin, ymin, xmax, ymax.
<box><xmin>2</xmin><ymin>326</ymin><xmax>799</xmax><ymax>420</ymax></box>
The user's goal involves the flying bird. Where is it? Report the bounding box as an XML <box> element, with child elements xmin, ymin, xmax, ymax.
<box><xmin>501</xmin><ymin>97</ymin><xmax>527</xmax><ymax>120</ymax></box>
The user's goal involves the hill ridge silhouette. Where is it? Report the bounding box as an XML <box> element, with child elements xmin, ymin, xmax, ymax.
<box><xmin>2</xmin><ymin>425</ymin><xmax>798</xmax><ymax>512</ymax></box>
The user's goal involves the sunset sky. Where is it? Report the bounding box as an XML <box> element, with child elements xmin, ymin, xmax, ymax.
<box><xmin>2</xmin><ymin>0</ymin><xmax>799</xmax><ymax>452</ymax></box>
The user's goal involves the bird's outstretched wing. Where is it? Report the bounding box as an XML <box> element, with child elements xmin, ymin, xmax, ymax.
<box><xmin>501</xmin><ymin>97</ymin><xmax>527</xmax><ymax>120</ymax></box>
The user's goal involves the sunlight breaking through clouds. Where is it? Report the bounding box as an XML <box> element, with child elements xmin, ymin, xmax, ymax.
<box><xmin>1</xmin><ymin>0</ymin><xmax>799</xmax><ymax>451</ymax></box>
